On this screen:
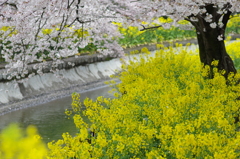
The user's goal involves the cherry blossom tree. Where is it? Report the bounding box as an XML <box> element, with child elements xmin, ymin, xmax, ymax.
<box><xmin>101</xmin><ymin>0</ymin><xmax>240</xmax><ymax>78</ymax></box>
<box><xmin>1</xmin><ymin>0</ymin><xmax>240</xmax><ymax>80</ymax></box>
<box><xmin>0</xmin><ymin>0</ymin><xmax>124</xmax><ymax>81</ymax></box>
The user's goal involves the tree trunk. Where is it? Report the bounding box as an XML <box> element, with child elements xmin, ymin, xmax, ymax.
<box><xmin>187</xmin><ymin>3</ymin><xmax>237</xmax><ymax>79</ymax></box>
<box><xmin>196</xmin><ymin>28</ymin><xmax>236</xmax><ymax>79</ymax></box>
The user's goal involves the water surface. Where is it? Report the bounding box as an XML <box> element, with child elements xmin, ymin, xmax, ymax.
<box><xmin>0</xmin><ymin>86</ymin><xmax>113</xmax><ymax>143</ymax></box>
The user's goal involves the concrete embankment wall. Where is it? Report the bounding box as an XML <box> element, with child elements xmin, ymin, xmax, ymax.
<box><xmin>0</xmin><ymin>57</ymin><xmax>125</xmax><ymax>114</ymax></box>
<box><xmin>0</xmin><ymin>58</ymin><xmax>122</xmax><ymax>104</ymax></box>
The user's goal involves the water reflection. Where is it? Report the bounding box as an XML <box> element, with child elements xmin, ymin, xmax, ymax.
<box><xmin>0</xmin><ymin>85</ymin><xmax>113</xmax><ymax>143</ymax></box>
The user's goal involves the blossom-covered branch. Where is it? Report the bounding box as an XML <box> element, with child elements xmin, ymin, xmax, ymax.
<box><xmin>0</xmin><ymin>0</ymin><xmax>240</xmax><ymax>80</ymax></box>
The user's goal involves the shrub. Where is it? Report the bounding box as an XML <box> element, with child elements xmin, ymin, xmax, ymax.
<box><xmin>47</xmin><ymin>45</ymin><xmax>240</xmax><ymax>158</ymax></box>
<box><xmin>0</xmin><ymin>124</ymin><xmax>47</xmax><ymax>159</ymax></box>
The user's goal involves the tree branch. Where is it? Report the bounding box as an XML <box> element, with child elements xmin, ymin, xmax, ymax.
<box><xmin>140</xmin><ymin>25</ymin><xmax>162</xmax><ymax>31</ymax></box>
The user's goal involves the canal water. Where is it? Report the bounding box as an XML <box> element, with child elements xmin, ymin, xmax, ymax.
<box><xmin>0</xmin><ymin>85</ymin><xmax>114</xmax><ymax>143</ymax></box>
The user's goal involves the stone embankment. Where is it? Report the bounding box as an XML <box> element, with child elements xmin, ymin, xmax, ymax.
<box><xmin>0</xmin><ymin>35</ymin><xmax>239</xmax><ymax>114</ymax></box>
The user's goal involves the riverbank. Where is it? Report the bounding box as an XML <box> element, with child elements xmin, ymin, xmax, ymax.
<box><xmin>0</xmin><ymin>78</ymin><xmax>120</xmax><ymax>115</ymax></box>
<box><xmin>0</xmin><ymin>35</ymin><xmax>239</xmax><ymax>115</ymax></box>
<box><xmin>0</xmin><ymin>58</ymin><xmax>122</xmax><ymax>115</ymax></box>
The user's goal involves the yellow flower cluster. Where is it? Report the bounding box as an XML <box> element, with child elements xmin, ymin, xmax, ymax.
<box><xmin>0</xmin><ymin>124</ymin><xmax>47</xmax><ymax>159</ymax></box>
<box><xmin>47</xmin><ymin>43</ymin><xmax>240</xmax><ymax>158</ymax></box>
<box><xmin>42</xmin><ymin>27</ymin><xmax>89</xmax><ymax>38</ymax></box>
<box><xmin>227</xmin><ymin>40</ymin><xmax>240</xmax><ymax>59</ymax></box>
<box><xmin>115</xmin><ymin>22</ymin><xmax>145</xmax><ymax>38</ymax></box>
<box><xmin>227</xmin><ymin>15</ymin><xmax>240</xmax><ymax>29</ymax></box>
<box><xmin>226</xmin><ymin>39</ymin><xmax>240</xmax><ymax>70</ymax></box>
<box><xmin>1</xmin><ymin>42</ymin><xmax>240</xmax><ymax>158</ymax></box>
<box><xmin>0</xmin><ymin>26</ymin><xmax>17</xmax><ymax>36</ymax></box>
<box><xmin>158</xmin><ymin>17</ymin><xmax>173</xmax><ymax>24</ymax></box>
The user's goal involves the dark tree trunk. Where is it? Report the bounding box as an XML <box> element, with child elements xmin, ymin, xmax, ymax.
<box><xmin>186</xmin><ymin>3</ymin><xmax>237</xmax><ymax>79</ymax></box>
<box><xmin>196</xmin><ymin>27</ymin><xmax>236</xmax><ymax>79</ymax></box>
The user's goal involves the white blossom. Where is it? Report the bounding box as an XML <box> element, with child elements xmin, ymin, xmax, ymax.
<box><xmin>210</xmin><ymin>22</ymin><xmax>217</xmax><ymax>29</ymax></box>
<box><xmin>200</xmin><ymin>8</ymin><xmax>207</xmax><ymax>14</ymax></box>
<box><xmin>205</xmin><ymin>13</ymin><xmax>213</xmax><ymax>22</ymax></box>
<box><xmin>0</xmin><ymin>0</ymin><xmax>240</xmax><ymax>80</ymax></box>
<box><xmin>218</xmin><ymin>22</ymin><xmax>224</xmax><ymax>28</ymax></box>
<box><xmin>218</xmin><ymin>34</ymin><xmax>223</xmax><ymax>41</ymax></box>
<box><xmin>190</xmin><ymin>17</ymin><xmax>198</xmax><ymax>22</ymax></box>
